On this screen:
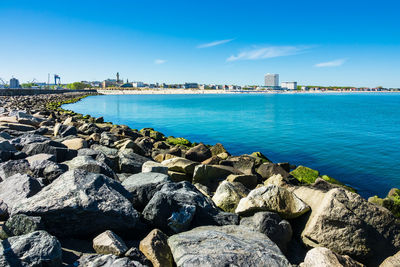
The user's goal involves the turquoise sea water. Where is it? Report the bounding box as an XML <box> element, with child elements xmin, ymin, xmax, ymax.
<box><xmin>65</xmin><ymin>93</ymin><xmax>400</xmax><ymax>198</ymax></box>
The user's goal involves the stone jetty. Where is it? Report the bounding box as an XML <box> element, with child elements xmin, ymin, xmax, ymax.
<box><xmin>0</xmin><ymin>92</ymin><xmax>398</xmax><ymax>266</ymax></box>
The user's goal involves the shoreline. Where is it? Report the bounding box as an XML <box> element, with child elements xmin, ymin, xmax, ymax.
<box><xmin>97</xmin><ymin>88</ymin><xmax>399</xmax><ymax>95</ymax></box>
<box><xmin>0</xmin><ymin>92</ymin><xmax>399</xmax><ymax>265</ymax></box>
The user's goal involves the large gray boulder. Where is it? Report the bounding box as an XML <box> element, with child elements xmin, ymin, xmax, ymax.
<box><xmin>122</xmin><ymin>172</ymin><xmax>172</xmax><ymax>211</ymax></box>
<box><xmin>142</xmin><ymin>181</ymin><xmax>238</xmax><ymax>234</ymax></box>
<box><xmin>167</xmin><ymin>225</ymin><xmax>291</xmax><ymax>267</ymax></box>
<box><xmin>26</xmin><ymin>153</ymin><xmax>56</xmax><ymax>164</ymax></box>
<box><xmin>0</xmin><ymin>122</ymin><xmax>36</xmax><ymax>132</ymax></box>
<box><xmin>240</xmin><ymin>211</ymin><xmax>292</xmax><ymax>252</ymax></box>
<box><xmin>78</xmin><ymin>123</ymin><xmax>100</xmax><ymax>135</ymax></box>
<box><xmin>296</xmin><ymin>187</ymin><xmax>400</xmax><ymax>265</ymax></box>
<box><xmin>235</xmin><ymin>185</ymin><xmax>310</xmax><ymax>219</ymax></box>
<box><xmin>0</xmin><ymin>231</ymin><xmax>62</xmax><ymax>267</ymax></box>
<box><xmin>53</xmin><ymin>123</ymin><xmax>77</xmax><ymax>137</ymax></box>
<box><xmin>0</xmin><ymin>200</ymin><xmax>8</xmax><ymax>220</ymax></box>
<box><xmin>91</xmin><ymin>144</ymin><xmax>118</xmax><ymax>160</ymax></box>
<box><xmin>100</xmin><ymin>131</ymin><xmax>118</xmax><ymax>147</ymax></box>
<box><xmin>134</xmin><ymin>137</ymin><xmax>154</xmax><ymax>157</ymax></box>
<box><xmin>12</xmin><ymin>111</ymin><xmax>44</xmax><ymax>126</ymax></box>
<box><xmin>300</xmin><ymin>247</ymin><xmax>364</xmax><ymax>267</ymax></box>
<box><xmin>118</xmin><ymin>149</ymin><xmax>151</xmax><ymax>174</ymax></box>
<box><xmin>10</xmin><ymin>133</ymin><xmax>49</xmax><ymax>149</ymax></box>
<box><xmin>0</xmin><ymin>140</ymin><xmax>17</xmax><ymax>152</ymax></box>
<box><xmin>66</xmin><ymin>155</ymin><xmax>116</xmax><ymax>179</ymax></box>
<box><xmin>22</xmin><ymin>140</ymin><xmax>77</xmax><ymax>162</ymax></box>
<box><xmin>29</xmin><ymin>159</ymin><xmax>68</xmax><ymax>182</ymax></box>
<box><xmin>0</xmin><ymin>159</ymin><xmax>31</xmax><ymax>181</ymax></box>
<box><xmin>0</xmin><ymin>174</ymin><xmax>42</xmax><ymax>214</ymax></box>
<box><xmin>90</xmin><ymin>144</ymin><xmax>119</xmax><ymax>167</ymax></box>
<box><xmin>77</xmin><ymin>148</ymin><xmax>100</xmax><ymax>158</ymax></box>
<box><xmin>77</xmin><ymin>254</ymin><xmax>146</xmax><ymax>267</ymax></box>
<box><xmin>0</xmin><ymin>214</ymin><xmax>43</xmax><ymax>239</ymax></box>
<box><xmin>11</xmin><ymin>170</ymin><xmax>139</xmax><ymax>237</ymax></box>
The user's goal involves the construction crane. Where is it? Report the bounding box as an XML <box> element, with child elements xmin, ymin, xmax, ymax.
<box><xmin>30</xmin><ymin>78</ymin><xmax>38</xmax><ymax>84</ymax></box>
<box><xmin>28</xmin><ymin>78</ymin><xmax>40</xmax><ymax>89</ymax></box>
<box><xmin>0</xmin><ymin>78</ymin><xmax>6</xmax><ymax>88</ymax></box>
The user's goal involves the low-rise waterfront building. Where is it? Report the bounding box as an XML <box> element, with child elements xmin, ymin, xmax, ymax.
<box><xmin>90</xmin><ymin>81</ymin><xmax>102</xmax><ymax>87</ymax></box>
<box><xmin>120</xmin><ymin>83</ymin><xmax>133</xmax><ymax>88</ymax></box>
<box><xmin>132</xmin><ymin>81</ymin><xmax>144</xmax><ymax>87</ymax></box>
<box><xmin>281</xmin><ymin>81</ymin><xmax>297</xmax><ymax>90</ymax></box>
<box><xmin>184</xmin><ymin>83</ymin><xmax>199</xmax><ymax>89</ymax></box>
<box><xmin>228</xmin><ymin>85</ymin><xmax>241</xmax><ymax>90</ymax></box>
<box><xmin>102</xmin><ymin>79</ymin><xmax>117</xmax><ymax>88</ymax></box>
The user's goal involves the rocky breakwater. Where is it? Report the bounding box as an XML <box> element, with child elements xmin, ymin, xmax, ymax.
<box><xmin>0</xmin><ymin>93</ymin><xmax>398</xmax><ymax>266</ymax></box>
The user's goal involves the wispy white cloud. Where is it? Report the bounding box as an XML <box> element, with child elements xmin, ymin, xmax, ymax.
<box><xmin>226</xmin><ymin>46</ymin><xmax>310</xmax><ymax>62</ymax></box>
<box><xmin>197</xmin><ymin>39</ymin><xmax>234</xmax><ymax>48</ymax></box>
<box><xmin>315</xmin><ymin>58</ymin><xmax>347</xmax><ymax>67</ymax></box>
<box><xmin>154</xmin><ymin>59</ymin><xmax>167</xmax><ymax>64</ymax></box>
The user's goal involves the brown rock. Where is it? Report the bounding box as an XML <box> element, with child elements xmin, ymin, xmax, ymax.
<box><xmin>217</xmin><ymin>152</ymin><xmax>229</xmax><ymax>160</ymax></box>
<box><xmin>202</xmin><ymin>155</ymin><xmax>221</xmax><ymax>165</ymax></box>
<box><xmin>168</xmin><ymin>171</ymin><xmax>191</xmax><ymax>182</ymax></box>
<box><xmin>92</xmin><ymin>230</ymin><xmax>128</xmax><ymax>256</ymax></box>
<box><xmin>87</xmin><ymin>133</ymin><xmax>100</xmax><ymax>142</ymax></box>
<box><xmin>62</xmin><ymin>138</ymin><xmax>88</xmax><ymax>150</ymax></box>
<box><xmin>139</xmin><ymin>229</ymin><xmax>173</xmax><ymax>267</ymax></box>
<box><xmin>226</xmin><ymin>174</ymin><xmax>258</xmax><ymax>189</ymax></box>
<box><xmin>210</xmin><ymin>143</ymin><xmax>228</xmax><ymax>156</ymax></box>
<box><xmin>154</xmin><ymin>153</ymin><xmax>178</xmax><ymax>162</ymax></box>
<box><xmin>161</xmin><ymin>157</ymin><xmax>199</xmax><ymax>175</ymax></box>
<box><xmin>380</xmin><ymin>250</ymin><xmax>400</xmax><ymax>267</ymax></box>
<box><xmin>300</xmin><ymin>247</ymin><xmax>364</xmax><ymax>267</ymax></box>
<box><xmin>256</xmin><ymin>162</ymin><xmax>289</xmax><ymax>180</ymax></box>
<box><xmin>185</xmin><ymin>143</ymin><xmax>212</xmax><ymax>162</ymax></box>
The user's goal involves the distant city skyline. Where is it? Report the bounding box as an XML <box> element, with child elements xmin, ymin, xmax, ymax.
<box><xmin>1</xmin><ymin>0</ymin><xmax>399</xmax><ymax>87</ymax></box>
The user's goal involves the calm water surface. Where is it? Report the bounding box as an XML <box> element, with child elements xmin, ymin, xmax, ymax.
<box><xmin>65</xmin><ymin>93</ymin><xmax>400</xmax><ymax>198</ymax></box>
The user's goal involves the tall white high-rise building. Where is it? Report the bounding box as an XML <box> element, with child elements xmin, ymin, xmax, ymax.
<box><xmin>264</xmin><ymin>73</ymin><xmax>279</xmax><ymax>88</ymax></box>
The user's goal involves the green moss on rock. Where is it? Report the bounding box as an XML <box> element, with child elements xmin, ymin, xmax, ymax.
<box><xmin>368</xmin><ymin>195</ymin><xmax>385</xmax><ymax>206</ymax></box>
<box><xmin>290</xmin><ymin>166</ymin><xmax>320</xmax><ymax>184</ymax></box>
<box><xmin>46</xmin><ymin>94</ymin><xmax>92</xmax><ymax>111</ymax></box>
<box><xmin>250</xmin><ymin>152</ymin><xmax>271</xmax><ymax>164</ymax></box>
<box><xmin>150</xmin><ymin>131</ymin><xmax>165</xmax><ymax>141</ymax></box>
<box><xmin>139</xmin><ymin>128</ymin><xmax>165</xmax><ymax>141</ymax></box>
<box><xmin>166</xmin><ymin>137</ymin><xmax>191</xmax><ymax>146</ymax></box>
<box><xmin>368</xmin><ymin>192</ymin><xmax>400</xmax><ymax>218</ymax></box>
<box><xmin>321</xmin><ymin>175</ymin><xmax>357</xmax><ymax>193</ymax></box>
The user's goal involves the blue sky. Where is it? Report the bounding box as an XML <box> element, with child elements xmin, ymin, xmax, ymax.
<box><xmin>1</xmin><ymin>0</ymin><xmax>399</xmax><ymax>87</ymax></box>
